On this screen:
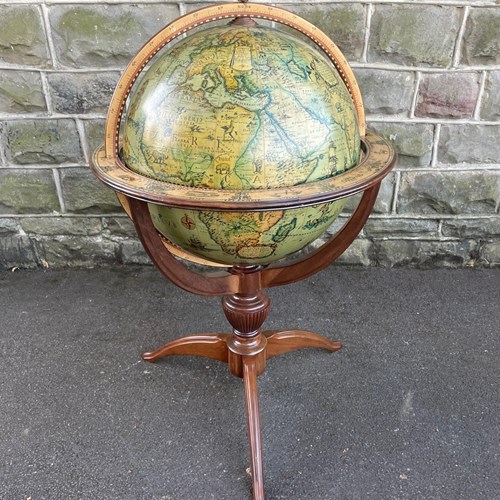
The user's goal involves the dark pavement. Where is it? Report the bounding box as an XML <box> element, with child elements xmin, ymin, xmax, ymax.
<box><xmin>0</xmin><ymin>266</ymin><xmax>499</xmax><ymax>500</ymax></box>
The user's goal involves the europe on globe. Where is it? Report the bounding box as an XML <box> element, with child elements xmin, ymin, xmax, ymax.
<box><xmin>122</xmin><ymin>23</ymin><xmax>361</xmax><ymax>264</ymax></box>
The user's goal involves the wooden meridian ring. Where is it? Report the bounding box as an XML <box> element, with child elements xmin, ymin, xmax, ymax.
<box><xmin>103</xmin><ymin>1</ymin><xmax>365</xmax><ymax>160</ymax></box>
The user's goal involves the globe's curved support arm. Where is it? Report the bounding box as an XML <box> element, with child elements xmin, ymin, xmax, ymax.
<box><xmin>261</xmin><ymin>184</ymin><xmax>380</xmax><ymax>289</ymax></box>
<box><xmin>127</xmin><ymin>196</ymin><xmax>240</xmax><ymax>296</ymax></box>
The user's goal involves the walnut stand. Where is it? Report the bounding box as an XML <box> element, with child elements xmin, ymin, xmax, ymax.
<box><xmin>124</xmin><ymin>184</ymin><xmax>381</xmax><ymax>500</ymax></box>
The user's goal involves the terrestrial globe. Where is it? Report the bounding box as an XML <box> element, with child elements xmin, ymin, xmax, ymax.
<box><xmin>89</xmin><ymin>3</ymin><xmax>396</xmax><ymax>500</ymax></box>
<box><xmin>122</xmin><ymin>24</ymin><xmax>361</xmax><ymax>265</ymax></box>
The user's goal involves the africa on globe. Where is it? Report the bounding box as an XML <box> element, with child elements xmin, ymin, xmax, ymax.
<box><xmin>122</xmin><ymin>23</ymin><xmax>361</xmax><ymax>264</ymax></box>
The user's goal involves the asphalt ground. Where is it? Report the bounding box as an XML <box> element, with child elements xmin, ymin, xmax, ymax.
<box><xmin>0</xmin><ymin>266</ymin><xmax>499</xmax><ymax>500</ymax></box>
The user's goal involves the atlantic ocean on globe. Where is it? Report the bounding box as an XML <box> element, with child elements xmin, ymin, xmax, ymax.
<box><xmin>122</xmin><ymin>24</ymin><xmax>360</xmax><ymax>265</ymax></box>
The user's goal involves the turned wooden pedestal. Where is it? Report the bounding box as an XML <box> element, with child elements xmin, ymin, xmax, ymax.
<box><xmin>142</xmin><ymin>282</ymin><xmax>342</xmax><ymax>500</ymax></box>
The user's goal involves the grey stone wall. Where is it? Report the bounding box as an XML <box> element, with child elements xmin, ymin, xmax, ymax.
<box><xmin>0</xmin><ymin>0</ymin><xmax>499</xmax><ymax>269</ymax></box>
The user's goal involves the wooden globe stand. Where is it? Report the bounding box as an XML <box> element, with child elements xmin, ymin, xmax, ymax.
<box><xmin>89</xmin><ymin>3</ymin><xmax>396</xmax><ymax>498</ymax></box>
<box><xmin>118</xmin><ymin>184</ymin><xmax>382</xmax><ymax>500</ymax></box>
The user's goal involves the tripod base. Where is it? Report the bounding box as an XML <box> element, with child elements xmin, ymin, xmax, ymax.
<box><xmin>142</xmin><ymin>328</ymin><xmax>341</xmax><ymax>500</ymax></box>
<box><xmin>142</xmin><ymin>329</ymin><xmax>341</xmax><ymax>364</ymax></box>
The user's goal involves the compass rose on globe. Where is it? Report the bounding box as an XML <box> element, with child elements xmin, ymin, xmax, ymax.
<box><xmin>90</xmin><ymin>2</ymin><xmax>395</xmax><ymax>498</ymax></box>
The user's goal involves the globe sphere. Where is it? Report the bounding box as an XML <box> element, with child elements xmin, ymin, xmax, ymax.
<box><xmin>122</xmin><ymin>24</ymin><xmax>361</xmax><ymax>265</ymax></box>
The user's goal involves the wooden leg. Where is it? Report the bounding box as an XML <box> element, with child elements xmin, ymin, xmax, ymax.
<box><xmin>243</xmin><ymin>356</ymin><xmax>265</xmax><ymax>500</ymax></box>
<box><xmin>264</xmin><ymin>329</ymin><xmax>342</xmax><ymax>360</ymax></box>
<box><xmin>142</xmin><ymin>333</ymin><xmax>230</xmax><ymax>363</ymax></box>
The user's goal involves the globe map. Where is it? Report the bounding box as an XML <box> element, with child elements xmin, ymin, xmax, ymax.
<box><xmin>122</xmin><ymin>24</ymin><xmax>360</xmax><ymax>264</ymax></box>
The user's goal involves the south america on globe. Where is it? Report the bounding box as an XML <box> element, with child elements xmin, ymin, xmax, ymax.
<box><xmin>122</xmin><ymin>24</ymin><xmax>361</xmax><ymax>265</ymax></box>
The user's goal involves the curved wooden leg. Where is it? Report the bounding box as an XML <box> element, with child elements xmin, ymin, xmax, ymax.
<box><xmin>243</xmin><ymin>357</ymin><xmax>265</xmax><ymax>500</ymax></box>
<box><xmin>264</xmin><ymin>329</ymin><xmax>342</xmax><ymax>360</ymax></box>
<box><xmin>142</xmin><ymin>334</ymin><xmax>230</xmax><ymax>363</ymax></box>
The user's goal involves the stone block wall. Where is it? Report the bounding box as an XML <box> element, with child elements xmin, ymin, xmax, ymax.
<box><xmin>0</xmin><ymin>0</ymin><xmax>499</xmax><ymax>269</ymax></box>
